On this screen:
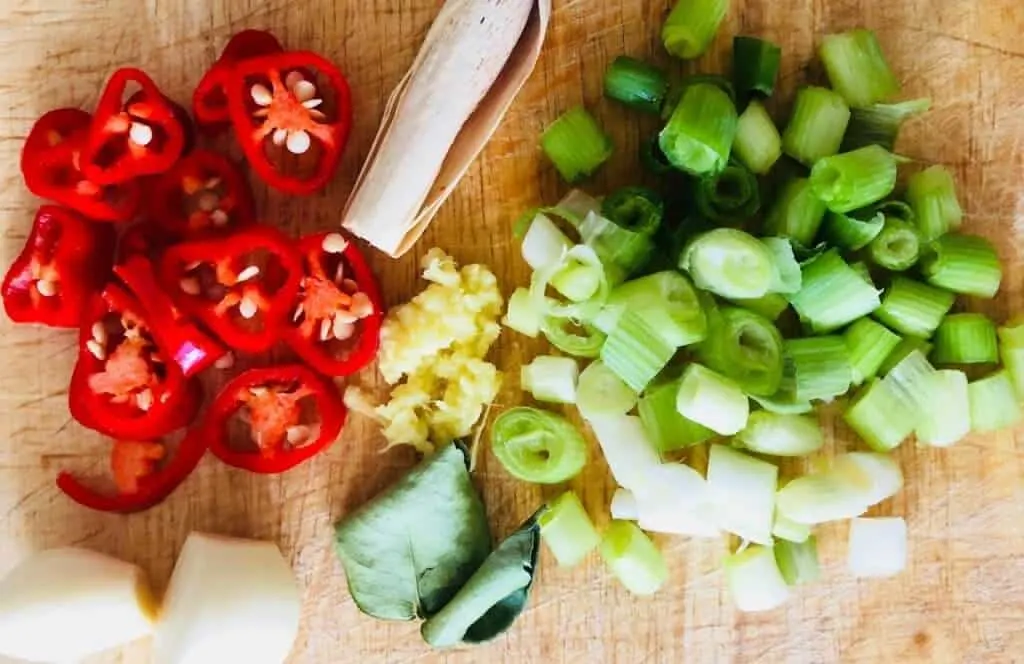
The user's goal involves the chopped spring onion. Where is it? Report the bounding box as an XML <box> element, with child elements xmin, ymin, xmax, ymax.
<box><xmin>932</xmin><ymin>313</ymin><xmax>999</xmax><ymax>365</ymax></box>
<box><xmin>595</xmin><ymin>271</ymin><xmax>707</xmax><ymax>348</ymax></box>
<box><xmin>662</xmin><ymin>75</ymin><xmax>738</xmax><ymax>120</ymax></box>
<box><xmin>809</xmin><ymin>145</ymin><xmax>898</xmax><ymax>214</ymax></box>
<box><xmin>521</xmin><ymin>213</ymin><xmax>572</xmax><ymax>270</ymax></box>
<box><xmin>874</xmin><ymin>277</ymin><xmax>954</xmax><ymax>338</ymax></box>
<box><xmin>538</xmin><ymin>491</ymin><xmax>601</xmax><ymax>568</ymax></box>
<box><xmin>867</xmin><ymin>216</ymin><xmax>920</xmax><ymax>271</ymax></box>
<box><xmin>698</xmin><ymin>305</ymin><xmax>784</xmax><ymax>397</ymax></box>
<box><xmin>638</xmin><ymin>379</ymin><xmax>714</xmax><ymax>452</ymax></box>
<box><xmin>600</xmin><ymin>310</ymin><xmax>676</xmax><ymax>392</ymax></box>
<box><xmin>847</xmin><ymin>517</ymin><xmax>907</xmax><ymax>578</ymax></box>
<box><xmin>503</xmin><ymin>287</ymin><xmax>544</xmax><ymax>337</ymax></box>
<box><xmin>998</xmin><ymin>318</ymin><xmax>1024</xmax><ymax>399</ymax></box>
<box><xmin>776</xmin><ymin>452</ymin><xmax>903</xmax><ymax>524</ymax></box>
<box><xmin>822</xmin><ymin>209</ymin><xmax>885</xmax><ymax>251</ymax></box>
<box><xmin>541</xmin><ymin>317</ymin><xmax>606</xmax><ymax>358</ymax></box>
<box><xmin>752</xmin><ymin>392</ymin><xmax>814</xmax><ymax>415</ymax></box>
<box><xmin>874</xmin><ymin>199</ymin><xmax>916</xmax><ymax>224</ymax></box>
<box><xmin>764</xmin><ymin>177</ymin><xmax>828</xmax><ymax>247</ymax></box>
<box><xmin>885</xmin><ymin>348</ymin><xmax>939</xmax><ymax>412</ymax></box>
<box><xmin>732</xmin><ymin>100</ymin><xmax>782</xmax><ymax>175</ymax></box>
<box><xmin>819</xmin><ymin>29</ymin><xmax>901</xmax><ymax>108</ymax></box>
<box><xmin>578</xmin><ymin>210</ymin><xmax>654</xmax><ymax>281</ymax></box>
<box><xmin>915</xmin><ymin>369</ymin><xmax>970</xmax><ymax>447</ymax></box>
<box><xmin>661</xmin><ymin>0</ymin><xmax>729</xmax><ymax>60</ymax></box>
<box><xmin>707</xmin><ymin>444</ymin><xmax>777</xmax><ymax>544</ymax></box>
<box><xmin>878</xmin><ymin>336</ymin><xmax>933</xmax><ymax>375</ymax></box>
<box><xmin>907</xmin><ymin>165</ymin><xmax>963</xmax><ymax>242</ymax></box>
<box><xmin>610</xmin><ymin>488</ymin><xmax>639</xmax><ymax>520</ymax></box>
<box><xmin>787</xmin><ymin>250</ymin><xmax>881</xmax><ymax>333</ymax></box>
<box><xmin>599</xmin><ymin>521</ymin><xmax>668</xmax><ymax>596</ymax></box>
<box><xmin>577</xmin><ymin>360</ymin><xmax>637</xmax><ymax>418</ymax></box>
<box><xmin>775</xmin><ymin>537</ymin><xmax>821</xmax><ymax>586</ymax></box>
<box><xmin>659</xmin><ymin>82</ymin><xmax>737</xmax><ymax>176</ymax></box>
<box><xmin>968</xmin><ymin>370</ymin><xmax>1022</xmax><ymax>432</ymax></box>
<box><xmin>677</xmin><ymin>364</ymin><xmax>750</xmax><ymax>436</ymax></box>
<box><xmin>734</xmin><ymin>411</ymin><xmax>824</xmax><ymax>457</ymax></box>
<box><xmin>723</xmin><ymin>545</ymin><xmax>790</xmax><ymax>612</ymax></box>
<box><xmin>772</xmin><ymin>510</ymin><xmax>812</xmax><ymax>544</ymax></box>
<box><xmin>849</xmin><ymin>260</ymin><xmax>873</xmax><ymax>286</ymax></box>
<box><xmin>841</xmin><ymin>98</ymin><xmax>931</xmax><ymax>152</ymax></box>
<box><xmin>521</xmin><ymin>355</ymin><xmax>579</xmax><ymax>404</ymax></box>
<box><xmin>587</xmin><ymin>414</ymin><xmax>661</xmax><ymax>490</ymax></box>
<box><xmin>601</xmin><ymin>186</ymin><xmax>664</xmax><ymax>237</ymax></box>
<box><xmin>762</xmin><ymin>237</ymin><xmax>802</xmax><ymax>295</ymax></box>
<box><xmin>729</xmin><ymin>293</ymin><xmax>789</xmax><ymax>321</ymax></box>
<box><xmin>695</xmin><ymin>164</ymin><xmax>761</xmax><ymax>226</ymax></box>
<box><xmin>541</xmin><ymin>107</ymin><xmax>614</xmax><ymax>183</ymax></box>
<box><xmin>679</xmin><ymin>228</ymin><xmax>775</xmax><ymax>299</ymax></box>
<box><xmin>733</xmin><ymin>36</ymin><xmax>782</xmax><ymax>98</ymax></box>
<box><xmin>550</xmin><ymin>259</ymin><xmax>603</xmax><ymax>302</ymax></box>
<box><xmin>640</xmin><ymin>135</ymin><xmax>675</xmax><ymax>175</ymax></box>
<box><xmin>530</xmin><ymin>244</ymin><xmax>609</xmax><ymax>320</ymax></box>
<box><xmin>633</xmin><ymin>463</ymin><xmax>719</xmax><ymax>537</ymax></box>
<box><xmin>844</xmin><ymin>317</ymin><xmax>902</xmax><ymax>386</ymax></box>
<box><xmin>844</xmin><ymin>378</ymin><xmax>917</xmax><ymax>452</ymax></box>
<box><xmin>784</xmin><ymin>336</ymin><xmax>852</xmax><ymax>402</ymax></box>
<box><xmin>782</xmin><ymin>86</ymin><xmax>851</xmax><ymax>166</ymax></box>
<box><xmin>490</xmin><ymin>407</ymin><xmax>588</xmax><ymax>484</ymax></box>
<box><xmin>920</xmin><ymin>233</ymin><xmax>1002</xmax><ymax>299</ymax></box>
<box><xmin>603</xmin><ymin>56</ymin><xmax>668</xmax><ymax>114</ymax></box>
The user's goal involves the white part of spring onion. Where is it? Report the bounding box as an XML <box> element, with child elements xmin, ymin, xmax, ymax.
<box><xmin>610</xmin><ymin>487</ymin><xmax>640</xmax><ymax>520</ymax></box>
<box><xmin>772</xmin><ymin>509</ymin><xmax>812</xmax><ymax>543</ymax></box>
<box><xmin>707</xmin><ymin>445</ymin><xmax>777</xmax><ymax>545</ymax></box>
<box><xmin>576</xmin><ymin>360</ymin><xmax>638</xmax><ymax>417</ymax></box>
<box><xmin>915</xmin><ymin>369</ymin><xmax>970</xmax><ymax>448</ymax></box>
<box><xmin>555</xmin><ymin>188</ymin><xmax>602</xmax><ymax>222</ymax></box>
<box><xmin>734</xmin><ymin>411</ymin><xmax>824</xmax><ymax>457</ymax></box>
<box><xmin>676</xmin><ymin>363</ymin><xmax>750</xmax><ymax>435</ymax></box>
<box><xmin>761</xmin><ymin>237</ymin><xmax>803</xmax><ymax>294</ymax></box>
<box><xmin>503</xmin><ymin>287</ymin><xmax>544</xmax><ymax>337</ymax></box>
<box><xmin>599</xmin><ymin>521</ymin><xmax>668</xmax><ymax>596</ymax></box>
<box><xmin>776</xmin><ymin>452</ymin><xmax>902</xmax><ymax>525</ymax></box>
<box><xmin>587</xmin><ymin>414</ymin><xmax>662</xmax><ymax>491</ymax></box>
<box><xmin>633</xmin><ymin>463</ymin><xmax>720</xmax><ymax>538</ymax></box>
<box><xmin>538</xmin><ymin>491</ymin><xmax>602</xmax><ymax>568</ymax></box>
<box><xmin>847</xmin><ymin>517</ymin><xmax>907</xmax><ymax>578</ymax></box>
<box><xmin>521</xmin><ymin>355</ymin><xmax>579</xmax><ymax>404</ymax></box>
<box><xmin>724</xmin><ymin>545</ymin><xmax>791</xmax><ymax>612</ymax></box>
<box><xmin>594</xmin><ymin>271</ymin><xmax>707</xmax><ymax>347</ymax></box>
<box><xmin>521</xmin><ymin>212</ymin><xmax>573</xmax><ymax>270</ymax></box>
<box><xmin>680</xmin><ymin>228</ymin><xmax>776</xmax><ymax>299</ymax></box>
<box><xmin>530</xmin><ymin>244</ymin><xmax>609</xmax><ymax>320</ymax></box>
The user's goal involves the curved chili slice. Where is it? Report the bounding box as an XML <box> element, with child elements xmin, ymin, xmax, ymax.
<box><xmin>204</xmin><ymin>364</ymin><xmax>345</xmax><ymax>473</ymax></box>
<box><xmin>150</xmin><ymin>149</ymin><xmax>255</xmax><ymax>238</ymax></box>
<box><xmin>2</xmin><ymin>206</ymin><xmax>115</xmax><ymax>327</ymax></box>
<box><xmin>158</xmin><ymin>225</ymin><xmax>303</xmax><ymax>353</ymax></box>
<box><xmin>284</xmin><ymin>232</ymin><xmax>383</xmax><ymax>376</ymax></box>
<box><xmin>225</xmin><ymin>50</ymin><xmax>352</xmax><ymax>195</ymax></box>
<box><xmin>193</xmin><ymin>29</ymin><xmax>284</xmax><ymax>132</ymax></box>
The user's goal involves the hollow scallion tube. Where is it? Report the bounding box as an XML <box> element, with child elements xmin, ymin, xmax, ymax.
<box><xmin>724</xmin><ymin>545</ymin><xmax>791</xmax><ymax>612</ymax></box>
<box><xmin>661</xmin><ymin>0</ymin><xmax>729</xmax><ymax>59</ymax></box>
<box><xmin>679</xmin><ymin>228</ymin><xmax>776</xmax><ymax>299</ymax></box>
<box><xmin>823</xmin><ymin>210</ymin><xmax>885</xmax><ymax>251</ymax></box>
<box><xmin>600</xmin><ymin>310</ymin><xmax>676</xmax><ymax>392</ymax></box>
<box><xmin>599</xmin><ymin>520</ymin><xmax>668</xmax><ymax>596</ymax></box>
<box><xmin>503</xmin><ymin>287</ymin><xmax>544</xmax><ymax>337</ymax></box>
<box><xmin>491</xmin><ymin>407</ymin><xmax>588</xmax><ymax>483</ymax></box>
<box><xmin>638</xmin><ymin>379</ymin><xmax>714</xmax><ymax>452</ymax></box>
<box><xmin>841</xmin><ymin>98</ymin><xmax>931</xmax><ymax>152</ymax></box>
<box><xmin>873</xmin><ymin>277</ymin><xmax>954</xmax><ymax>338</ymax></box>
<box><xmin>595</xmin><ymin>271</ymin><xmax>707</xmax><ymax>348</ymax></box>
<box><xmin>541</xmin><ymin>106</ymin><xmax>614</xmax><ymax>183</ymax></box>
<box><xmin>695</xmin><ymin>164</ymin><xmax>761</xmax><ymax>226</ymax></box>
<box><xmin>844</xmin><ymin>317</ymin><xmax>901</xmax><ymax>386</ymax></box>
<box><xmin>915</xmin><ymin>369</ymin><xmax>970</xmax><ymax>447</ymax></box>
<box><xmin>640</xmin><ymin>135</ymin><xmax>675</xmax><ymax>175</ymax></box>
<box><xmin>787</xmin><ymin>249</ymin><xmax>881</xmax><ymax>333</ymax></box>
<box><xmin>998</xmin><ymin>318</ymin><xmax>1024</xmax><ymax>400</ymax></box>
<box><xmin>932</xmin><ymin>313</ymin><xmax>999</xmax><ymax>365</ymax></box>
<box><xmin>867</xmin><ymin>217</ymin><xmax>921</xmax><ymax>271</ymax></box>
<box><xmin>541</xmin><ymin>317</ymin><xmax>606</xmax><ymax>358</ymax></box>
<box><xmin>843</xmin><ymin>378</ymin><xmax>917</xmax><ymax>451</ymax></box>
<box><xmin>784</xmin><ymin>336</ymin><xmax>852</xmax><ymax>402</ymax></box>
<box><xmin>601</xmin><ymin>186</ymin><xmax>664</xmax><ymax>237</ymax></box>
<box><xmin>576</xmin><ymin>360</ymin><xmax>637</xmax><ymax>418</ymax></box>
<box><xmin>698</xmin><ymin>305</ymin><xmax>785</xmax><ymax>396</ymax></box>
<box><xmin>677</xmin><ymin>363</ymin><xmax>750</xmax><ymax>435</ymax></box>
<box><xmin>539</xmin><ymin>491</ymin><xmax>601</xmax><ymax>568</ymax></box>
<box><xmin>775</xmin><ymin>537</ymin><xmax>821</xmax><ymax>586</ymax></box>
<box><xmin>733</xmin><ymin>36</ymin><xmax>782</xmax><ymax>98</ymax></box>
<box><xmin>878</xmin><ymin>336</ymin><xmax>933</xmax><ymax>376</ymax></box>
<box><xmin>907</xmin><ymin>165</ymin><xmax>963</xmax><ymax>242</ymax></box>
<box><xmin>729</xmin><ymin>293</ymin><xmax>789</xmax><ymax>321</ymax></box>
<box><xmin>550</xmin><ymin>257</ymin><xmax>603</xmax><ymax>302</ymax></box>
<box><xmin>819</xmin><ymin>29</ymin><xmax>901</xmax><ymax>108</ymax></box>
<box><xmin>810</xmin><ymin>145</ymin><xmax>898</xmax><ymax>214</ymax></box>
<box><xmin>659</xmin><ymin>82</ymin><xmax>737</xmax><ymax>176</ymax></box>
<box><xmin>764</xmin><ymin>177</ymin><xmax>827</xmax><ymax>247</ymax></box>
<box><xmin>920</xmin><ymin>233</ymin><xmax>1002</xmax><ymax>298</ymax></box>
<box><xmin>968</xmin><ymin>370</ymin><xmax>1022</xmax><ymax>432</ymax></box>
<box><xmin>521</xmin><ymin>356</ymin><xmax>579</xmax><ymax>404</ymax></box>
<box><xmin>603</xmin><ymin>56</ymin><xmax>668</xmax><ymax>114</ymax></box>
<box><xmin>735</xmin><ymin>411</ymin><xmax>823</xmax><ymax>457</ymax></box>
<box><xmin>783</xmin><ymin>86</ymin><xmax>851</xmax><ymax>166</ymax></box>
<box><xmin>733</xmin><ymin>100</ymin><xmax>782</xmax><ymax>174</ymax></box>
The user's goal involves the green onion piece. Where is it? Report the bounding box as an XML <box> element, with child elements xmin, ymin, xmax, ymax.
<box><xmin>724</xmin><ymin>545</ymin><xmax>791</xmax><ymax>612</ymax></box>
<box><xmin>530</xmin><ymin>245</ymin><xmax>610</xmax><ymax>321</ymax></box>
<box><xmin>638</xmin><ymin>379</ymin><xmax>714</xmax><ymax>452</ymax></box>
<box><xmin>787</xmin><ymin>249</ymin><xmax>881</xmax><ymax>333</ymax></box>
<box><xmin>819</xmin><ymin>29</ymin><xmax>901</xmax><ymax>108</ymax></box>
<box><xmin>762</xmin><ymin>237</ymin><xmax>802</xmax><ymax>295</ymax></box>
<box><xmin>772</xmin><ymin>510</ymin><xmax>812</xmax><ymax>543</ymax></box>
<box><xmin>679</xmin><ymin>228</ymin><xmax>775</xmax><ymax>299</ymax></box>
<box><xmin>775</xmin><ymin>537</ymin><xmax>821</xmax><ymax>586</ymax></box>
<box><xmin>729</xmin><ymin>293</ymin><xmax>789</xmax><ymax>321</ymax></box>
<box><xmin>587</xmin><ymin>415</ymin><xmax>661</xmax><ymax>490</ymax></box>
<box><xmin>867</xmin><ymin>217</ymin><xmax>921</xmax><ymax>271</ymax></box>
<box><xmin>610</xmin><ymin>488</ymin><xmax>638</xmax><ymax>521</ymax></box>
<box><xmin>782</xmin><ymin>86</ymin><xmax>851</xmax><ymax>166</ymax></box>
<box><xmin>764</xmin><ymin>177</ymin><xmax>828</xmax><ymax>247</ymax></box>
<box><xmin>662</xmin><ymin>75</ymin><xmax>738</xmax><ymax>120</ymax></box>
<box><xmin>916</xmin><ymin>369</ymin><xmax>970</xmax><ymax>447</ymax></box>
<box><xmin>920</xmin><ymin>233</ymin><xmax>1002</xmax><ymax>298</ymax></box>
<box><xmin>849</xmin><ymin>261</ymin><xmax>873</xmax><ymax>286</ymax></box>
<box><xmin>874</xmin><ymin>277</ymin><xmax>954</xmax><ymax>338</ymax></box>
<box><xmin>998</xmin><ymin>319</ymin><xmax>1024</xmax><ymax>400</ymax></box>
<box><xmin>847</xmin><ymin>517</ymin><xmax>907</xmax><ymax>578</ymax></box>
<box><xmin>521</xmin><ymin>213</ymin><xmax>573</xmax><ymax>271</ymax></box>
<box><xmin>541</xmin><ymin>317</ymin><xmax>606</xmax><ymax>358</ymax></box>
<box><xmin>595</xmin><ymin>271</ymin><xmax>707</xmax><ymax>348</ymax></box>
<box><xmin>503</xmin><ymin>287</ymin><xmax>544</xmax><ymax>338</ymax></box>
<box><xmin>600</xmin><ymin>310</ymin><xmax>676</xmax><ymax>392</ymax></box>
<box><xmin>735</xmin><ymin>411</ymin><xmax>823</xmax><ymax>457</ymax></box>
<box><xmin>844</xmin><ymin>351</ymin><xmax>938</xmax><ymax>452</ymax></box>
<box><xmin>784</xmin><ymin>336</ymin><xmax>852</xmax><ymax>402</ymax></box>
<box><xmin>733</xmin><ymin>100</ymin><xmax>782</xmax><ymax>175</ymax></box>
<box><xmin>677</xmin><ymin>364</ymin><xmax>750</xmax><ymax>435</ymax></box>
<box><xmin>698</xmin><ymin>305</ymin><xmax>784</xmax><ymax>396</ymax></box>
<box><xmin>661</xmin><ymin>0</ymin><xmax>729</xmax><ymax>60</ymax></box>
<box><xmin>884</xmin><ymin>348</ymin><xmax>938</xmax><ymax>412</ymax></box>
<box><xmin>491</xmin><ymin>407</ymin><xmax>588</xmax><ymax>483</ymax></box>
<box><xmin>823</xmin><ymin>210</ymin><xmax>885</xmax><ymax>251</ymax></box>
<box><xmin>601</xmin><ymin>186</ymin><xmax>664</xmax><ymax>237</ymax></box>
<box><xmin>969</xmin><ymin>370</ymin><xmax>1022</xmax><ymax>432</ymax></box>
<box><xmin>878</xmin><ymin>336</ymin><xmax>933</xmax><ymax>375</ymax></box>
<box><xmin>577</xmin><ymin>360</ymin><xmax>637</xmax><ymax>418</ymax></box>
<box><xmin>708</xmin><ymin>445</ymin><xmax>778</xmax><ymax>544</ymax></box>
<box><xmin>752</xmin><ymin>394</ymin><xmax>814</xmax><ymax>415</ymax></box>
<box><xmin>603</xmin><ymin>56</ymin><xmax>668</xmax><ymax>114</ymax></box>
<box><xmin>932</xmin><ymin>313</ymin><xmax>999</xmax><ymax>365</ymax></box>
<box><xmin>578</xmin><ymin>210</ymin><xmax>655</xmax><ymax>281</ymax></box>
<box><xmin>521</xmin><ymin>355</ymin><xmax>579</xmax><ymax>404</ymax></box>
<box><xmin>907</xmin><ymin>165</ymin><xmax>963</xmax><ymax>242</ymax></box>
<box><xmin>640</xmin><ymin>135</ymin><xmax>675</xmax><ymax>175</ymax></box>
<box><xmin>810</xmin><ymin>145</ymin><xmax>898</xmax><ymax>214</ymax></box>
<box><xmin>551</xmin><ymin>188</ymin><xmax>602</xmax><ymax>225</ymax></box>
<box><xmin>841</xmin><ymin>98</ymin><xmax>931</xmax><ymax>152</ymax></box>
<box><xmin>695</xmin><ymin>164</ymin><xmax>761</xmax><ymax>225</ymax></box>
<box><xmin>541</xmin><ymin>107</ymin><xmax>614</xmax><ymax>183</ymax></box>
<box><xmin>733</xmin><ymin>36</ymin><xmax>782</xmax><ymax>98</ymax></box>
<box><xmin>777</xmin><ymin>452</ymin><xmax>903</xmax><ymax>524</ymax></box>
<box><xmin>873</xmin><ymin>199</ymin><xmax>916</xmax><ymax>223</ymax></box>
<box><xmin>550</xmin><ymin>258</ymin><xmax>603</xmax><ymax>302</ymax></box>
<box><xmin>659</xmin><ymin>83</ymin><xmax>737</xmax><ymax>176</ymax></box>
<box><xmin>844</xmin><ymin>317</ymin><xmax>902</xmax><ymax>386</ymax></box>
<box><xmin>599</xmin><ymin>520</ymin><xmax>668</xmax><ymax>596</ymax></box>
<box><xmin>539</xmin><ymin>491</ymin><xmax>601</xmax><ymax>568</ymax></box>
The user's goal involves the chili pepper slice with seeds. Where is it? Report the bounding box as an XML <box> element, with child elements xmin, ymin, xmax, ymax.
<box><xmin>203</xmin><ymin>364</ymin><xmax>345</xmax><ymax>474</ymax></box>
<box><xmin>150</xmin><ymin>149</ymin><xmax>255</xmax><ymax>239</ymax></box>
<box><xmin>193</xmin><ymin>29</ymin><xmax>284</xmax><ymax>133</ymax></box>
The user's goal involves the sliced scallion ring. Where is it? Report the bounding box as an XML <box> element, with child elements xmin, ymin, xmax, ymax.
<box><xmin>679</xmin><ymin>228</ymin><xmax>776</xmax><ymax>299</ymax></box>
<box><xmin>491</xmin><ymin>407</ymin><xmax>588</xmax><ymax>484</ymax></box>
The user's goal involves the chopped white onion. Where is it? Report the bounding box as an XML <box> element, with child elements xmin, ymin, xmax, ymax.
<box><xmin>847</xmin><ymin>517</ymin><xmax>907</xmax><ymax>578</ymax></box>
<box><xmin>587</xmin><ymin>414</ymin><xmax>662</xmax><ymax>491</ymax></box>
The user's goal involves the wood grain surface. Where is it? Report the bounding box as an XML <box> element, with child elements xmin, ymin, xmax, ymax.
<box><xmin>1</xmin><ymin>1</ymin><xmax>1023</xmax><ymax>663</ymax></box>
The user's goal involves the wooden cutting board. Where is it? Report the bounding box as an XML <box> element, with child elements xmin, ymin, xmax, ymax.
<box><xmin>1</xmin><ymin>1</ymin><xmax>1023</xmax><ymax>662</ymax></box>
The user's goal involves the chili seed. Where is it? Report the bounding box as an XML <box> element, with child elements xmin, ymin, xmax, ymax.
<box><xmin>91</xmin><ymin>322</ymin><xmax>107</xmax><ymax>344</ymax></box>
<box><xmin>250</xmin><ymin>84</ymin><xmax>273</xmax><ymax>107</ymax></box>
<box><xmin>286</xmin><ymin>130</ymin><xmax>311</xmax><ymax>155</ymax></box>
<box><xmin>35</xmin><ymin>279</ymin><xmax>57</xmax><ymax>297</ymax></box>
<box><xmin>319</xmin><ymin>318</ymin><xmax>332</xmax><ymax>341</ymax></box>
<box><xmin>236</xmin><ymin>265</ymin><xmax>261</xmax><ymax>283</ymax></box>
<box><xmin>238</xmin><ymin>297</ymin><xmax>259</xmax><ymax>319</ymax></box>
<box><xmin>135</xmin><ymin>388</ymin><xmax>154</xmax><ymax>412</ymax></box>
<box><xmin>286</xmin><ymin>425</ymin><xmax>310</xmax><ymax>445</ymax></box>
<box><xmin>321</xmin><ymin>233</ymin><xmax>348</xmax><ymax>255</ymax></box>
<box><xmin>86</xmin><ymin>339</ymin><xmax>106</xmax><ymax>361</ymax></box>
<box><xmin>128</xmin><ymin>122</ymin><xmax>154</xmax><ymax>147</ymax></box>
<box><xmin>179</xmin><ymin>277</ymin><xmax>201</xmax><ymax>296</ymax></box>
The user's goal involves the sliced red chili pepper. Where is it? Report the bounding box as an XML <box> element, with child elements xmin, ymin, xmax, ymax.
<box><xmin>284</xmin><ymin>232</ymin><xmax>383</xmax><ymax>376</ymax></box>
<box><xmin>115</xmin><ymin>222</ymin><xmax>173</xmax><ymax>265</ymax></box>
<box><xmin>225</xmin><ymin>50</ymin><xmax>352</xmax><ymax>195</ymax></box>
<box><xmin>69</xmin><ymin>283</ymin><xmax>201</xmax><ymax>439</ymax></box>
<box><xmin>2</xmin><ymin>205</ymin><xmax>115</xmax><ymax>328</ymax></box>
<box><xmin>81</xmin><ymin>68</ymin><xmax>186</xmax><ymax>185</ymax></box>
<box><xmin>193</xmin><ymin>30</ymin><xmax>284</xmax><ymax>132</ymax></box>
<box><xmin>57</xmin><ymin>427</ymin><xmax>207</xmax><ymax>513</ymax></box>
<box><xmin>158</xmin><ymin>225</ymin><xmax>303</xmax><ymax>353</ymax></box>
<box><xmin>115</xmin><ymin>255</ymin><xmax>227</xmax><ymax>377</ymax></box>
<box><xmin>127</xmin><ymin>90</ymin><xmax>196</xmax><ymax>157</ymax></box>
<box><xmin>204</xmin><ymin>365</ymin><xmax>345</xmax><ymax>473</ymax></box>
<box><xmin>21</xmin><ymin>109</ymin><xmax>141</xmax><ymax>222</ymax></box>
<box><xmin>149</xmin><ymin>149</ymin><xmax>255</xmax><ymax>238</ymax></box>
